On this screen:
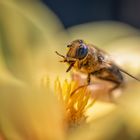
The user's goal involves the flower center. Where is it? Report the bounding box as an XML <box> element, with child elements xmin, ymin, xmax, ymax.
<box><xmin>54</xmin><ymin>78</ymin><xmax>96</xmax><ymax>127</ymax></box>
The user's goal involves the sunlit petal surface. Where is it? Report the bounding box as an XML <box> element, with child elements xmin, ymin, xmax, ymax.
<box><xmin>106</xmin><ymin>36</ymin><xmax>140</xmax><ymax>77</ymax></box>
<box><xmin>68</xmin><ymin>21</ymin><xmax>139</xmax><ymax>46</ymax></box>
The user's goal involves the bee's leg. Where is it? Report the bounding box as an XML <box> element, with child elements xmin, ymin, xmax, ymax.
<box><xmin>55</xmin><ymin>51</ymin><xmax>68</xmax><ymax>63</ymax></box>
<box><xmin>70</xmin><ymin>84</ymin><xmax>89</xmax><ymax>97</ymax></box>
<box><xmin>66</xmin><ymin>63</ymin><xmax>74</xmax><ymax>72</ymax></box>
<box><xmin>70</xmin><ymin>73</ymin><xmax>91</xmax><ymax>97</ymax></box>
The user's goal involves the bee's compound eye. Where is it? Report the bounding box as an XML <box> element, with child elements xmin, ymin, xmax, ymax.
<box><xmin>76</xmin><ymin>44</ymin><xmax>88</xmax><ymax>59</ymax></box>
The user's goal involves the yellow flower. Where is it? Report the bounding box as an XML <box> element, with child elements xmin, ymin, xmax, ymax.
<box><xmin>54</xmin><ymin>78</ymin><xmax>96</xmax><ymax>127</ymax></box>
<box><xmin>0</xmin><ymin>1</ymin><xmax>140</xmax><ymax>140</ymax></box>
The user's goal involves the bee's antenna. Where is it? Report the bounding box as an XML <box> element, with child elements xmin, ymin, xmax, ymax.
<box><xmin>55</xmin><ymin>51</ymin><xmax>66</xmax><ymax>59</ymax></box>
<box><xmin>120</xmin><ymin>68</ymin><xmax>140</xmax><ymax>81</ymax></box>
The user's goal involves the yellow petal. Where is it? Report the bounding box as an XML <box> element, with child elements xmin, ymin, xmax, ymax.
<box><xmin>106</xmin><ymin>36</ymin><xmax>140</xmax><ymax>76</ymax></box>
<box><xmin>68</xmin><ymin>21</ymin><xmax>139</xmax><ymax>47</ymax></box>
<box><xmin>0</xmin><ymin>0</ymin><xmax>68</xmax><ymax>83</ymax></box>
<box><xmin>0</xmin><ymin>82</ymin><xmax>65</xmax><ymax>140</ymax></box>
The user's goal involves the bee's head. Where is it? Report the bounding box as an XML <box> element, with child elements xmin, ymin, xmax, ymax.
<box><xmin>66</xmin><ymin>39</ymin><xmax>88</xmax><ymax>60</ymax></box>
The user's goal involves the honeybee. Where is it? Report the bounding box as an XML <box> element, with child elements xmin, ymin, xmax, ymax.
<box><xmin>56</xmin><ymin>39</ymin><xmax>140</xmax><ymax>95</ymax></box>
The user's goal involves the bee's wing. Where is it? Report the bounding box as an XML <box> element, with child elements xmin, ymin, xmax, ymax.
<box><xmin>92</xmin><ymin>45</ymin><xmax>140</xmax><ymax>81</ymax></box>
<box><xmin>119</xmin><ymin>68</ymin><xmax>140</xmax><ymax>81</ymax></box>
<box><xmin>91</xmin><ymin>45</ymin><xmax>114</xmax><ymax>64</ymax></box>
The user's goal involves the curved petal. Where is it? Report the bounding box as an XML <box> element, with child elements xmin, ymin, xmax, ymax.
<box><xmin>105</xmin><ymin>36</ymin><xmax>140</xmax><ymax>76</ymax></box>
<box><xmin>0</xmin><ymin>82</ymin><xmax>65</xmax><ymax>140</ymax></box>
<box><xmin>0</xmin><ymin>0</ymin><xmax>68</xmax><ymax>83</ymax></box>
<box><xmin>68</xmin><ymin>21</ymin><xmax>139</xmax><ymax>46</ymax></box>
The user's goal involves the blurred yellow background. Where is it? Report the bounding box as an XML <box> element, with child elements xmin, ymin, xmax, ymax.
<box><xmin>0</xmin><ymin>0</ymin><xmax>140</xmax><ymax>140</ymax></box>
